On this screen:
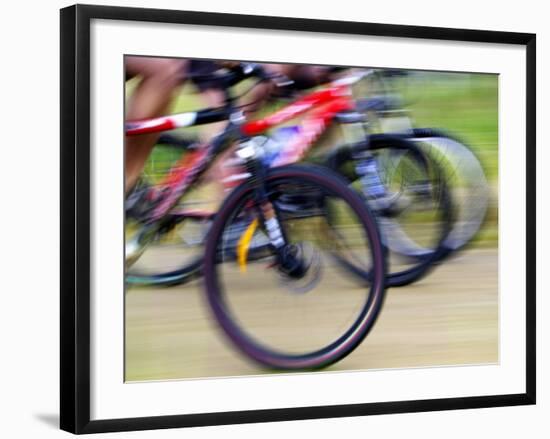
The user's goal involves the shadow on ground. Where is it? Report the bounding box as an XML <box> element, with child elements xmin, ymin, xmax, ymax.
<box><xmin>34</xmin><ymin>413</ymin><xmax>58</xmax><ymax>430</ymax></box>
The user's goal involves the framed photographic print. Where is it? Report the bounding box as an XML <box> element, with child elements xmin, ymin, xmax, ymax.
<box><xmin>60</xmin><ymin>4</ymin><xmax>536</xmax><ymax>434</ymax></box>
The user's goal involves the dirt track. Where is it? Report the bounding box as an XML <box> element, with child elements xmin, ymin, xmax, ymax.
<box><xmin>125</xmin><ymin>248</ymin><xmax>498</xmax><ymax>381</ymax></box>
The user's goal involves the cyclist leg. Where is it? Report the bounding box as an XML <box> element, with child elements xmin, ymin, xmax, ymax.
<box><xmin>125</xmin><ymin>56</ymin><xmax>189</xmax><ymax>193</ymax></box>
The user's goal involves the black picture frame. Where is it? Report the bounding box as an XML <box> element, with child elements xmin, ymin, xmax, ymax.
<box><xmin>60</xmin><ymin>4</ymin><xmax>536</xmax><ymax>434</ymax></box>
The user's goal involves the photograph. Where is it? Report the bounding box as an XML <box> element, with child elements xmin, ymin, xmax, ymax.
<box><xmin>124</xmin><ymin>56</ymin><xmax>499</xmax><ymax>382</ymax></box>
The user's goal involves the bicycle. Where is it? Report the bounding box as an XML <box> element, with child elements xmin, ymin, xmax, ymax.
<box><xmin>126</xmin><ymin>65</ymin><xmax>452</xmax><ymax>288</ymax></box>
<box><xmin>346</xmin><ymin>69</ymin><xmax>491</xmax><ymax>256</ymax></box>
<box><xmin>125</xmin><ymin>63</ymin><xmax>388</xmax><ymax>369</ymax></box>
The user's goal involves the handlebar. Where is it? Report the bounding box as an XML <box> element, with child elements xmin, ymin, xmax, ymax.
<box><xmin>186</xmin><ymin>62</ymin><xmax>270</xmax><ymax>89</ymax></box>
<box><xmin>127</xmin><ymin>64</ymin><xmax>401</xmax><ymax>137</ymax></box>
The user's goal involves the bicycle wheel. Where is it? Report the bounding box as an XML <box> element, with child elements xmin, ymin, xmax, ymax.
<box><xmin>327</xmin><ymin>134</ymin><xmax>453</xmax><ymax>287</ymax></box>
<box><xmin>125</xmin><ymin>212</ymin><xmax>208</xmax><ymax>286</ymax></box>
<box><xmin>203</xmin><ymin>164</ymin><xmax>386</xmax><ymax>370</ymax></box>
<box><xmin>406</xmin><ymin>128</ymin><xmax>491</xmax><ymax>254</ymax></box>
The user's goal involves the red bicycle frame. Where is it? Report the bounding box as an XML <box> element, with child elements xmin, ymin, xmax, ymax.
<box><xmin>125</xmin><ymin>81</ymin><xmax>357</xmax><ymax>221</ymax></box>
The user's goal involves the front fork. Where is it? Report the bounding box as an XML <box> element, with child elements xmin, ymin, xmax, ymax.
<box><xmin>240</xmin><ymin>139</ymin><xmax>307</xmax><ymax>278</ymax></box>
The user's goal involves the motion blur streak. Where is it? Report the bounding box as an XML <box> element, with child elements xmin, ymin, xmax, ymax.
<box><xmin>125</xmin><ymin>61</ymin><xmax>498</xmax><ymax>380</ymax></box>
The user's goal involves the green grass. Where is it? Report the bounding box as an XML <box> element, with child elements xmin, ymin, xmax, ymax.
<box><xmin>398</xmin><ymin>72</ymin><xmax>498</xmax><ymax>181</ymax></box>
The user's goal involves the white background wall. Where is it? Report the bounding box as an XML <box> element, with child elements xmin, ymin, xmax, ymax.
<box><xmin>0</xmin><ymin>0</ymin><xmax>546</xmax><ymax>437</ymax></box>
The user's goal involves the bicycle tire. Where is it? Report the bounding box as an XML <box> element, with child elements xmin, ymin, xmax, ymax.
<box><xmin>406</xmin><ymin>128</ymin><xmax>491</xmax><ymax>255</ymax></box>
<box><xmin>202</xmin><ymin>164</ymin><xmax>387</xmax><ymax>370</ymax></box>
<box><xmin>125</xmin><ymin>214</ymin><xmax>207</xmax><ymax>287</ymax></box>
<box><xmin>327</xmin><ymin>133</ymin><xmax>454</xmax><ymax>287</ymax></box>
